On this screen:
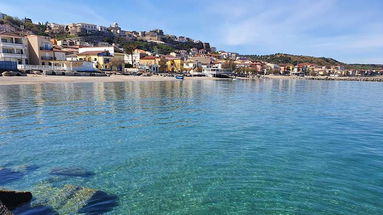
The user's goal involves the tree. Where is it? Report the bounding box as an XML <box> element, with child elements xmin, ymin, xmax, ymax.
<box><xmin>159</xmin><ymin>57</ymin><xmax>168</xmax><ymax>72</ymax></box>
<box><xmin>108</xmin><ymin>58</ymin><xmax>124</xmax><ymax>71</ymax></box>
<box><xmin>222</xmin><ymin>60</ymin><xmax>236</xmax><ymax>71</ymax></box>
<box><xmin>123</xmin><ymin>43</ymin><xmax>138</xmax><ymax>66</ymax></box>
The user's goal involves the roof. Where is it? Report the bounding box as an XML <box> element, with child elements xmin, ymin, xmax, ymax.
<box><xmin>0</xmin><ymin>31</ymin><xmax>22</xmax><ymax>37</ymax></box>
<box><xmin>141</xmin><ymin>56</ymin><xmax>158</xmax><ymax>60</ymax></box>
<box><xmin>78</xmin><ymin>51</ymin><xmax>110</xmax><ymax>56</ymax></box>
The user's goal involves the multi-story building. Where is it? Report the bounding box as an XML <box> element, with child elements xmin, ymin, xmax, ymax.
<box><xmin>27</xmin><ymin>35</ymin><xmax>54</xmax><ymax>65</ymax></box>
<box><xmin>77</xmin><ymin>23</ymin><xmax>97</xmax><ymax>33</ymax></box>
<box><xmin>66</xmin><ymin>23</ymin><xmax>97</xmax><ymax>35</ymax></box>
<box><xmin>46</xmin><ymin>23</ymin><xmax>65</xmax><ymax>34</ymax></box>
<box><xmin>164</xmin><ymin>56</ymin><xmax>183</xmax><ymax>73</ymax></box>
<box><xmin>0</xmin><ymin>32</ymin><xmax>29</xmax><ymax>64</ymax></box>
<box><xmin>97</xmin><ymin>26</ymin><xmax>108</xmax><ymax>32</ymax></box>
<box><xmin>140</xmin><ymin>56</ymin><xmax>161</xmax><ymax>64</ymax></box>
<box><xmin>78</xmin><ymin>46</ymin><xmax>124</xmax><ymax>71</ymax></box>
<box><xmin>77</xmin><ymin>50</ymin><xmax>113</xmax><ymax>70</ymax></box>
<box><xmin>124</xmin><ymin>52</ymin><xmax>140</xmax><ymax>66</ymax></box>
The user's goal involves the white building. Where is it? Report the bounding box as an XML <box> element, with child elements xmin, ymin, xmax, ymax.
<box><xmin>79</xmin><ymin>46</ymin><xmax>115</xmax><ymax>56</ymax></box>
<box><xmin>0</xmin><ymin>32</ymin><xmax>29</xmax><ymax>64</ymax></box>
<box><xmin>97</xmin><ymin>26</ymin><xmax>108</xmax><ymax>32</ymax></box>
<box><xmin>124</xmin><ymin>53</ymin><xmax>140</xmax><ymax>66</ymax></box>
<box><xmin>203</xmin><ymin>65</ymin><xmax>232</xmax><ymax>77</ymax></box>
<box><xmin>77</xmin><ymin>23</ymin><xmax>97</xmax><ymax>32</ymax></box>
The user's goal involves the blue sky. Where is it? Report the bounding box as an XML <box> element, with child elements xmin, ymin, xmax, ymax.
<box><xmin>1</xmin><ymin>0</ymin><xmax>382</xmax><ymax>64</ymax></box>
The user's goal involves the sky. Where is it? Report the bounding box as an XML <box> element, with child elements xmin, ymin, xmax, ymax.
<box><xmin>1</xmin><ymin>0</ymin><xmax>382</xmax><ymax>64</ymax></box>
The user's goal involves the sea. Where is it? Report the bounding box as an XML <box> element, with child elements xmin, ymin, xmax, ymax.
<box><xmin>0</xmin><ymin>79</ymin><xmax>382</xmax><ymax>214</ymax></box>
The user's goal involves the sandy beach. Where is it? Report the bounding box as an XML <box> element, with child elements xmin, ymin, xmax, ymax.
<box><xmin>1</xmin><ymin>74</ymin><xmax>382</xmax><ymax>86</ymax></box>
<box><xmin>0</xmin><ymin>75</ymin><xmax>225</xmax><ymax>86</ymax></box>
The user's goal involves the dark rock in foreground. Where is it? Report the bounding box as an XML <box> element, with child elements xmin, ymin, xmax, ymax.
<box><xmin>0</xmin><ymin>201</ymin><xmax>13</xmax><ymax>215</ymax></box>
<box><xmin>49</xmin><ymin>167</ymin><xmax>95</xmax><ymax>177</ymax></box>
<box><xmin>0</xmin><ymin>168</ymin><xmax>24</xmax><ymax>185</ymax></box>
<box><xmin>0</xmin><ymin>190</ymin><xmax>32</xmax><ymax>211</ymax></box>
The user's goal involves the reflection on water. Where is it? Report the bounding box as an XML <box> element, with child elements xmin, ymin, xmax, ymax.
<box><xmin>0</xmin><ymin>79</ymin><xmax>383</xmax><ymax>215</ymax></box>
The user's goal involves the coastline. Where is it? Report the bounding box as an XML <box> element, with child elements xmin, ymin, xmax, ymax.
<box><xmin>0</xmin><ymin>75</ymin><xmax>223</xmax><ymax>86</ymax></box>
<box><xmin>260</xmin><ymin>75</ymin><xmax>383</xmax><ymax>82</ymax></box>
<box><xmin>1</xmin><ymin>74</ymin><xmax>383</xmax><ymax>86</ymax></box>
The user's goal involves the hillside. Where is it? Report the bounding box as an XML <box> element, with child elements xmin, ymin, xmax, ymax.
<box><xmin>0</xmin><ymin>14</ymin><xmax>209</xmax><ymax>55</ymax></box>
<box><xmin>242</xmin><ymin>53</ymin><xmax>345</xmax><ymax>66</ymax></box>
<box><xmin>242</xmin><ymin>53</ymin><xmax>383</xmax><ymax>70</ymax></box>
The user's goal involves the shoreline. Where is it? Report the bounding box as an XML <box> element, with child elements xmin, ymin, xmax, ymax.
<box><xmin>259</xmin><ymin>75</ymin><xmax>383</xmax><ymax>82</ymax></box>
<box><xmin>0</xmin><ymin>75</ymin><xmax>224</xmax><ymax>86</ymax></box>
<box><xmin>1</xmin><ymin>74</ymin><xmax>383</xmax><ymax>86</ymax></box>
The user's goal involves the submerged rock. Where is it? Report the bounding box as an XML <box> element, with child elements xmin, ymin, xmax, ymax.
<box><xmin>14</xmin><ymin>164</ymin><xmax>39</xmax><ymax>172</ymax></box>
<box><xmin>78</xmin><ymin>191</ymin><xmax>118</xmax><ymax>215</ymax></box>
<box><xmin>12</xmin><ymin>204</ymin><xmax>58</xmax><ymax>215</ymax></box>
<box><xmin>49</xmin><ymin>167</ymin><xmax>95</xmax><ymax>177</ymax></box>
<box><xmin>0</xmin><ymin>190</ymin><xmax>32</xmax><ymax>210</ymax></box>
<box><xmin>32</xmin><ymin>183</ymin><xmax>118</xmax><ymax>215</ymax></box>
<box><xmin>0</xmin><ymin>168</ymin><xmax>24</xmax><ymax>185</ymax></box>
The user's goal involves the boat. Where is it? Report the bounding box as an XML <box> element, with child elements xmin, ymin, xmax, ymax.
<box><xmin>175</xmin><ymin>75</ymin><xmax>184</xmax><ymax>80</ymax></box>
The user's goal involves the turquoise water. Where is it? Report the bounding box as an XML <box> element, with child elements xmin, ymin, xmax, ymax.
<box><xmin>0</xmin><ymin>79</ymin><xmax>382</xmax><ymax>214</ymax></box>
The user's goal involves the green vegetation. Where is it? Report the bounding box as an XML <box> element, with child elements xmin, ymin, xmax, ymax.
<box><xmin>0</xmin><ymin>15</ymin><xmax>48</xmax><ymax>35</ymax></box>
<box><xmin>122</xmin><ymin>40</ymin><xmax>174</xmax><ymax>55</ymax></box>
<box><xmin>243</xmin><ymin>53</ymin><xmax>344</xmax><ymax>66</ymax></box>
<box><xmin>222</xmin><ymin>60</ymin><xmax>236</xmax><ymax>71</ymax></box>
<box><xmin>243</xmin><ymin>53</ymin><xmax>382</xmax><ymax>70</ymax></box>
<box><xmin>346</xmin><ymin>64</ymin><xmax>383</xmax><ymax>70</ymax></box>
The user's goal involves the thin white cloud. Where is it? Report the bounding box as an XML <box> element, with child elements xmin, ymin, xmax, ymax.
<box><xmin>204</xmin><ymin>0</ymin><xmax>383</xmax><ymax>63</ymax></box>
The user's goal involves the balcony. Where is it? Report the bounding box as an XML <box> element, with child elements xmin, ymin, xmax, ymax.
<box><xmin>41</xmin><ymin>56</ymin><xmax>55</xmax><ymax>61</ymax></box>
<box><xmin>40</xmin><ymin>47</ymin><xmax>53</xmax><ymax>51</ymax></box>
<box><xmin>0</xmin><ymin>52</ymin><xmax>27</xmax><ymax>59</ymax></box>
<box><xmin>0</xmin><ymin>43</ymin><xmax>26</xmax><ymax>49</ymax></box>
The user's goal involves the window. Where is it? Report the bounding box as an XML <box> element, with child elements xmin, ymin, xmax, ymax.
<box><xmin>14</xmin><ymin>38</ymin><xmax>22</xmax><ymax>44</ymax></box>
<box><xmin>2</xmin><ymin>48</ymin><xmax>14</xmax><ymax>54</ymax></box>
<box><xmin>1</xmin><ymin>37</ymin><xmax>12</xmax><ymax>43</ymax></box>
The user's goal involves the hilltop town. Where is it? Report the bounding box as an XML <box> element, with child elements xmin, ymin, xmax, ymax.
<box><xmin>0</xmin><ymin>12</ymin><xmax>382</xmax><ymax>79</ymax></box>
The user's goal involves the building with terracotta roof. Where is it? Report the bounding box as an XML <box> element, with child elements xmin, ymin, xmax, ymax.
<box><xmin>140</xmin><ymin>56</ymin><xmax>161</xmax><ymax>65</ymax></box>
<box><xmin>78</xmin><ymin>46</ymin><xmax>124</xmax><ymax>71</ymax></box>
<box><xmin>77</xmin><ymin>50</ymin><xmax>113</xmax><ymax>70</ymax></box>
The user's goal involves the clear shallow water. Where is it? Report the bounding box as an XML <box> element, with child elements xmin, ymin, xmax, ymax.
<box><xmin>0</xmin><ymin>79</ymin><xmax>382</xmax><ymax>214</ymax></box>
